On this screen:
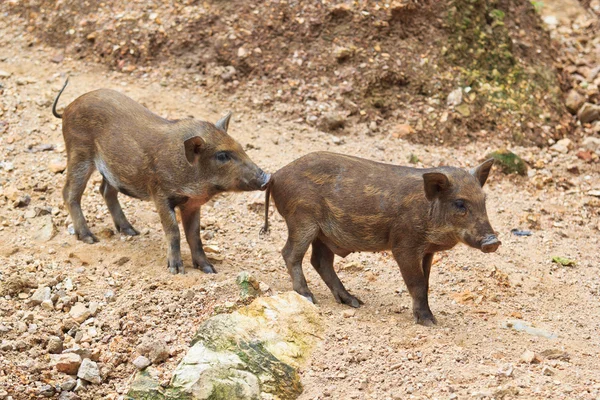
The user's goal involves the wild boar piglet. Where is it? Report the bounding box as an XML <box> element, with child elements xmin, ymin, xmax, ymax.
<box><xmin>53</xmin><ymin>79</ymin><xmax>270</xmax><ymax>274</ymax></box>
<box><xmin>262</xmin><ymin>152</ymin><xmax>500</xmax><ymax>325</ymax></box>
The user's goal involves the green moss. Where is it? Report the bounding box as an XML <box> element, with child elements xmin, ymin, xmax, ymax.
<box><xmin>487</xmin><ymin>149</ymin><xmax>528</xmax><ymax>175</ymax></box>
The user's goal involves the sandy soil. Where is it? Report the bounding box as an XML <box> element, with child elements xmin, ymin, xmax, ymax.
<box><xmin>1</xmin><ymin>5</ymin><xmax>600</xmax><ymax>400</ymax></box>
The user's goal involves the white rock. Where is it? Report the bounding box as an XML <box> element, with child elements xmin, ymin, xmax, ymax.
<box><xmin>31</xmin><ymin>286</ymin><xmax>51</xmax><ymax>305</ymax></box>
<box><xmin>77</xmin><ymin>358</ymin><xmax>102</xmax><ymax>384</ymax></box>
<box><xmin>550</xmin><ymin>138</ymin><xmax>572</xmax><ymax>154</ymax></box>
<box><xmin>69</xmin><ymin>303</ymin><xmax>91</xmax><ymax>323</ymax></box>
<box><xmin>133</xmin><ymin>355</ymin><xmax>151</xmax><ymax>370</ymax></box>
<box><xmin>447</xmin><ymin>88</ymin><xmax>463</xmax><ymax>107</ymax></box>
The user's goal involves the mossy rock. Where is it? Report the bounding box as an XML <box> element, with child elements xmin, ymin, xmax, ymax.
<box><xmin>487</xmin><ymin>149</ymin><xmax>527</xmax><ymax>176</ymax></box>
<box><xmin>129</xmin><ymin>292</ymin><xmax>323</xmax><ymax>400</ymax></box>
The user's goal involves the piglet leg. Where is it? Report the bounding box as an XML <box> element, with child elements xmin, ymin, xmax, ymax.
<box><xmin>180</xmin><ymin>204</ymin><xmax>216</xmax><ymax>274</ymax></box>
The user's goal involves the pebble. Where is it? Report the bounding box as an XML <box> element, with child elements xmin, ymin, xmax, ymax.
<box><xmin>104</xmin><ymin>290</ymin><xmax>116</xmax><ymax>302</ymax></box>
<box><xmin>30</xmin><ymin>286</ymin><xmax>51</xmax><ymax>305</ymax></box>
<box><xmin>577</xmin><ymin>103</ymin><xmax>600</xmax><ymax>124</ymax></box>
<box><xmin>48</xmin><ymin>159</ymin><xmax>67</xmax><ymax>173</ymax></box>
<box><xmin>38</xmin><ymin>384</ymin><xmax>55</xmax><ymax>397</ymax></box>
<box><xmin>77</xmin><ymin>358</ymin><xmax>102</xmax><ymax>384</ymax></box>
<box><xmin>582</xmin><ymin>136</ymin><xmax>600</xmax><ymax>153</ymax></box>
<box><xmin>133</xmin><ymin>355</ymin><xmax>151</xmax><ymax>370</ymax></box>
<box><xmin>47</xmin><ymin>336</ymin><xmax>63</xmax><ymax>354</ymax></box>
<box><xmin>69</xmin><ymin>303</ymin><xmax>91</xmax><ymax>323</ymax></box>
<box><xmin>53</xmin><ymin>353</ymin><xmax>82</xmax><ymax>375</ymax></box>
<box><xmin>342</xmin><ymin>309</ymin><xmax>356</xmax><ymax>318</ymax></box>
<box><xmin>58</xmin><ymin>392</ymin><xmax>81</xmax><ymax>400</ymax></box>
<box><xmin>565</xmin><ymin>90</ymin><xmax>585</xmax><ymax>114</ymax></box>
<box><xmin>137</xmin><ymin>338</ymin><xmax>170</xmax><ymax>363</ymax></box>
<box><xmin>549</xmin><ymin>138</ymin><xmax>572</xmax><ymax>154</ymax></box>
<box><xmin>41</xmin><ymin>299</ymin><xmax>54</xmax><ymax>310</ymax></box>
<box><xmin>542</xmin><ymin>365</ymin><xmax>555</xmax><ymax>376</ymax></box>
<box><xmin>447</xmin><ymin>88</ymin><xmax>463</xmax><ymax>106</ymax></box>
<box><xmin>61</xmin><ymin>378</ymin><xmax>77</xmax><ymax>391</ymax></box>
<box><xmin>520</xmin><ymin>350</ymin><xmax>541</xmax><ymax>364</ymax></box>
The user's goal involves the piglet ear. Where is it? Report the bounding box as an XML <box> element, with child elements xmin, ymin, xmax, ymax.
<box><xmin>423</xmin><ymin>172</ymin><xmax>451</xmax><ymax>201</ymax></box>
<box><xmin>184</xmin><ymin>136</ymin><xmax>205</xmax><ymax>165</ymax></box>
<box><xmin>470</xmin><ymin>158</ymin><xmax>494</xmax><ymax>187</ymax></box>
<box><xmin>215</xmin><ymin>111</ymin><xmax>232</xmax><ymax>132</ymax></box>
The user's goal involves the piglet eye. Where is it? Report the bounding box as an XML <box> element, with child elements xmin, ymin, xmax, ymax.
<box><xmin>454</xmin><ymin>200</ymin><xmax>467</xmax><ymax>213</ymax></box>
<box><xmin>215</xmin><ymin>152</ymin><xmax>231</xmax><ymax>162</ymax></box>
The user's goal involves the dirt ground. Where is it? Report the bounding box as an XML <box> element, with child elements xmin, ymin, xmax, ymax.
<box><xmin>1</xmin><ymin>2</ymin><xmax>600</xmax><ymax>400</ymax></box>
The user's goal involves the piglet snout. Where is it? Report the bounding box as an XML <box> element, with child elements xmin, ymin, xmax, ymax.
<box><xmin>480</xmin><ymin>235</ymin><xmax>501</xmax><ymax>253</ymax></box>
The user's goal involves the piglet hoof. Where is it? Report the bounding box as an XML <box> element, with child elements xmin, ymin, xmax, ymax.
<box><xmin>414</xmin><ymin>310</ymin><xmax>437</xmax><ymax>327</ymax></box>
<box><xmin>335</xmin><ymin>292</ymin><xmax>363</xmax><ymax>308</ymax></box>
<box><xmin>119</xmin><ymin>226</ymin><xmax>139</xmax><ymax>236</ymax></box>
<box><xmin>78</xmin><ymin>233</ymin><xmax>99</xmax><ymax>244</ymax></box>
<box><xmin>296</xmin><ymin>290</ymin><xmax>316</xmax><ymax>304</ymax></box>
<box><xmin>194</xmin><ymin>261</ymin><xmax>216</xmax><ymax>274</ymax></box>
<box><xmin>168</xmin><ymin>260</ymin><xmax>183</xmax><ymax>275</ymax></box>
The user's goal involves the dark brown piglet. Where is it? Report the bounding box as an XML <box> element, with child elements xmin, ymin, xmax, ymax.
<box><xmin>262</xmin><ymin>152</ymin><xmax>500</xmax><ymax>325</ymax></box>
<box><xmin>52</xmin><ymin>79</ymin><xmax>270</xmax><ymax>274</ymax></box>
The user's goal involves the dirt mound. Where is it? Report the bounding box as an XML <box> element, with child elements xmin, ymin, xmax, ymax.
<box><xmin>3</xmin><ymin>0</ymin><xmax>571</xmax><ymax>144</ymax></box>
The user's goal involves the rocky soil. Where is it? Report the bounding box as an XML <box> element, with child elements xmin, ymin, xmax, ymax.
<box><xmin>1</xmin><ymin>1</ymin><xmax>600</xmax><ymax>400</ymax></box>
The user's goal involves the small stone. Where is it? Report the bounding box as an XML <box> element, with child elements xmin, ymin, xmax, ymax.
<box><xmin>61</xmin><ymin>378</ymin><xmax>77</xmax><ymax>391</ymax></box>
<box><xmin>578</xmin><ymin>103</ymin><xmax>600</xmax><ymax>124</ymax></box>
<box><xmin>137</xmin><ymin>339</ymin><xmax>170</xmax><ymax>364</ymax></box>
<box><xmin>330</xmin><ymin>135</ymin><xmax>345</xmax><ymax>145</ymax></box>
<box><xmin>391</xmin><ymin>123</ymin><xmax>414</xmax><ymax>138</ymax></box>
<box><xmin>38</xmin><ymin>385</ymin><xmax>55</xmax><ymax>397</ymax></box>
<box><xmin>104</xmin><ymin>290</ymin><xmax>116</xmax><ymax>302</ymax></box>
<box><xmin>51</xmin><ymin>54</ymin><xmax>65</xmax><ymax>64</ymax></box>
<box><xmin>88</xmin><ymin>301</ymin><xmax>99</xmax><ymax>316</ymax></box>
<box><xmin>550</xmin><ymin>138</ymin><xmax>572</xmax><ymax>154</ymax></box>
<box><xmin>53</xmin><ymin>352</ymin><xmax>82</xmax><ymax>375</ymax></box>
<box><xmin>48</xmin><ymin>158</ymin><xmax>67</xmax><ymax>173</ymax></box>
<box><xmin>447</xmin><ymin>88</ymin><xmax>463</xmax><ymax>106</ymax></box>
<box><xmin>77</xmin><ymin>358</ymin><xmax>102</xmax><ymax>384</ymax></box>
<box><xmin>31</xmin><ymin>286</ymin><xmax>51</xmax><ymax>305</ymax></box>
<box><xmin>0</xmin><ymin>70</ymin><xmax>11</xmax><ymax>78</ymax></box>
<box><xmin>520</xmin><ymin>350</ymin><xmax>541</xmax><ymax>364</ymax></box>
<box><xmin>565</xmin><ymin>90</ymin><xmax>585</xmax><ymax>114</ymax></box>
<box><xmin>41</xmin><ymin>299</ymin><xmax>54</xmax><ymax>310</ymax></box>
<box><xmin>455</xmin><ymin>103</ymin><xmax>471</xmax><ymax>117</ymax></box>
<box><xmin>47</xmin><ymin>336</ymin><xmax>63</xmax><ymax>354</ymax></box>
<box><xmin>318</xmin><ymin>112</ymin><xmax>345</xmax><ymax>132</ymax></box>
<box><xmin>542</xmin><ymin>365</ymin><xmax>555</xmax><ymax>376</ymax></box>
<box><xmin>74</xmin><ymin>378</ymin><xmax>87</xmax><ymax>392</ymax></box>
<box><xmin>133</xmin><ymin>355</ymin><xmax>151</xmax><ymax>370</ymax></box>
<box><xmin>203</xmin><ymin>245</ymin><xmax>220</xmax><ymax>254</ymax></box>
<box><xmin>58</xmin><ymin>392</ymin><xmax>80</xmax><ymax>400</ymax></box>
<box><xmin>33</xmin><ymin>215</ymin><xmax>56</xmax><ymax>242</ymax></box>
<box><xmin>64</xmin><ymin>278</ymin><xmax>74</xmax><ymax>291</ymax></box>
<box><xmin>237</xmin><ymin>47</ymin><xmax>249</xmax><ymax>59</ymax></box>
<box><xmin>582</xmin><ymin>136</ymin><xmax>600</xmax><ymax>153</ymax></box>
<box><xmin>341</xmin><ymin>309</ymin><xmax>356</xmax><ymax>318</ymax></box>
<box><xmin>236</xmin><ymin>271</ymin><xmax>261</xmax><ymax>300</ymax></box>
<box><xmin>14</xmin><ymin>194</ymin><xmax>31</xmax><ymax>208</ymax></box>
<box><xmin>69</xmin><ymin>303</ymin><xmax>91</xmax><ymax>323</ymax></box>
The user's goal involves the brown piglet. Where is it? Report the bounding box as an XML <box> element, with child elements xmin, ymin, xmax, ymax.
<box><xmin>262</xmin><ymin>152</ymin><xmax>500</xmax><ymax>325</ymax></box>
<box><xmin>53</xmin><ymin>79</ymin><xmax>270</xmax><ymax>274</ymax></box>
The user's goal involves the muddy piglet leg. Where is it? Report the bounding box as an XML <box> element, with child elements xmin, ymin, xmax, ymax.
<box><xmin>180</xmin><ymin>204</ymin><xmax>216</xmax><ymax>274</ymax></box>
<box><xmin>155</xmin><ymin>198</ymin><xmax>184</xmax><ymax>274</ymax></box>
<box><xmin>392</xmin><ymin>248</ymin><xmax>436</xmax><ymax>326</ymax></box>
